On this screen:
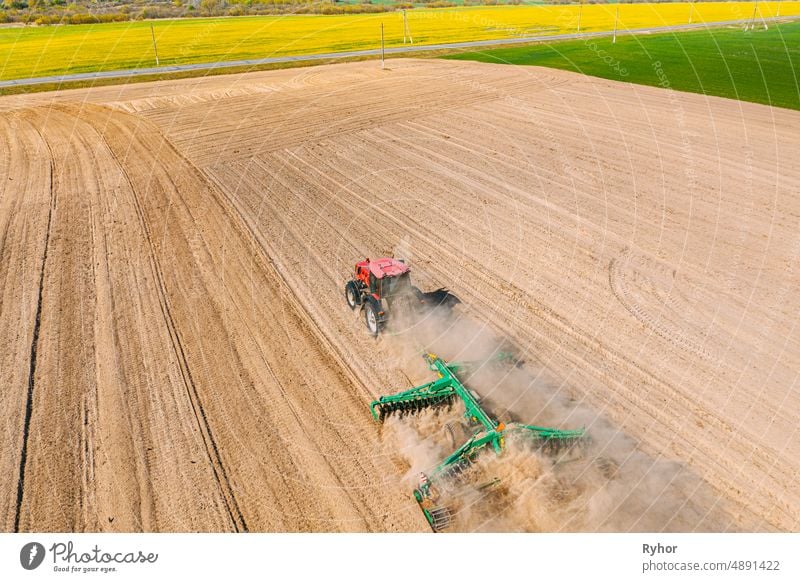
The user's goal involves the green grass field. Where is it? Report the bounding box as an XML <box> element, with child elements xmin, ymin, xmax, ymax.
<box><xmin>1</xmin><ymin>3</ymin><xmax>799</xmax><ymax>82</ymax></box>
<box><xmin>446</xmin><ymin>21</ymin><xmax>800</xmax><ymax>110</ymax></box>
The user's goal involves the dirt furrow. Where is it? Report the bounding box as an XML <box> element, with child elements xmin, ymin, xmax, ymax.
<box><xmin>109</xmin><ymin>126</ymin><xmax>247</xmax><ymax>533</ymax></box>
<box><xmin>205</xmin><ymin>120</ymin><xmax>794</xmax><ymax>529</ymax></box>
<box><xmin>207</xmin><ymin>152</ymin><xmax>754</xmax><ymax>531</ymax></box>
<box><xmin>81</xmin><ymin>105</ymin><xmax>425</xmax><ymax>531</ymax></box>
<box><xmin>13</xmin><ymin>107</ymin><xmax>99</xmax><ymax>531</ymax></box>
<box><xmin>3</xmin><ymin>58</ymin><xmax>798</xmax><ymax>532</ymax></box>
<box><xmin>0</xmin><ymin>114</ymin><xmax>55</xmax><ymax>532</ymax></box>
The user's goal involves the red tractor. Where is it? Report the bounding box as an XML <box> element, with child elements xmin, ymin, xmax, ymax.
<box><xmin>345</xmin><ymin>257</ymin><xmax>422</xmax><ymax>336</ymax></box>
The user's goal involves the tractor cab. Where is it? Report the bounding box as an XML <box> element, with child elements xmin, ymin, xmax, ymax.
<box><xmin>380</xmin><ymin>269</ymin><xmax>413</xmax><ymax>298</ymax></box>
<box><xmin>354</xmin><ymin>258</ymin><xmax>410</xmax><ymax>300</ymax></box>
<box><xmin>346</xmin><ymin>258</ymin><xmax>419</xmax><ymax>335</ymax></box>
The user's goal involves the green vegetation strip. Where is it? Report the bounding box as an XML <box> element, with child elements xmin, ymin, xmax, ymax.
<box><xmin>446</xmin><ymin>21</ymin><xmax>800</xmax><ymax>110</ymax></box>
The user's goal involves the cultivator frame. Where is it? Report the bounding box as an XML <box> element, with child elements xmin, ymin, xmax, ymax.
<box><xmin>371</xmin><ymin>353</ymin><xmax>587</xmax><ymax>531</ymax></box>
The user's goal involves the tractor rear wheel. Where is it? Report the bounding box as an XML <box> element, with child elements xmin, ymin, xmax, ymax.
<box><xmin>365</xmin><ymin>301</ymin><xmax>380</xmax><ymax>336</ymax></box>
<box><xmin>345</xmin><ymin>281</ymin><xmax>360</xmax><ymax>309</ymax></box>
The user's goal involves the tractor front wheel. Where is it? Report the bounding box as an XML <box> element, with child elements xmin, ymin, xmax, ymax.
<box><xmin>345</xmin><ymin>281</ymin><xmax>360</xmax><ymax>309</ymax></box>
<box><xmin>365</xmin><ymin>302</ymin><xmax>380</xmax><ymax>337</ymax></box>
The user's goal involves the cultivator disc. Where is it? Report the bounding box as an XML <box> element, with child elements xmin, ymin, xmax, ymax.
<box><xmin>371</xmin><ymin>353</ymin><xmax>589</xmax><ymax>532</ymax></box>
<box><xmin>374</xmin><ymin>394</ymin><xmax>456</xmax><ymax>422</ymax></box>
<box><xmin>535</xmin><ymin>434</ymin><xmax>586</xmax><ymax>455</ymax></box>
<box><xmin>514</xmin><ymin>425</ymin><xmax>589</xmax><ymax>456</ymax></box>
<box><xmin>437</xmin><ymin>457</ymin><xmax>473</xmax><ymax>484</ymax></box>
<box><xmin>427</xmin><ymin>507</ymin><xmax>453</xmax><ymax>532</ymax></box>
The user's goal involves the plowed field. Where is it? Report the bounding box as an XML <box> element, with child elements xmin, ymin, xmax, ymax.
<box><xmin>2</xmin><ymin>59</ymin><xmax>798</xmax><ymax>532</ymax></box>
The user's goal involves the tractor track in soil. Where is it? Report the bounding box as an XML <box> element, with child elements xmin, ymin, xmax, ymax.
<box><xmin>205</xmin><ymin>145</ymin><xmax>747</xmax><ymax>530</ymax></box>
<box><xmin>205</xmin><ymin>173</ymin><xmax>391</xmax><ymax>526</ymax></box>
<box><xmin>12</xmin><ymin>120</ymin><xmax>56</xmax><ymax>533</ymax></box>
<box><xmin>1</xmin><ymin>58</ymin><xmax>799</xmax><ymax>531</ymax></box>
<box><xmin>106</xmin><ymin>136</ymin><xmax>247</xmax><ymax>533</ymax></box>
<box><xmin>0</xmin><ymin>98</ymin><xmax>426</xmax><ymax>532</ymax></box>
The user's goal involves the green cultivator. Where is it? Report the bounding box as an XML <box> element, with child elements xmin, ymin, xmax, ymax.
<box><xmin>371</xmin><ymin>353</ymin><xmax>587</xmax><ymax>531</ymax></box>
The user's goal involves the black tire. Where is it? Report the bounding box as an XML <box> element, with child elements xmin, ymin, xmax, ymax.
<box><xmin>345</xmin><ymin>280</ymin><xmax>360</xmax><ymax>309</ymax></box>
<box><xmin>364</xmin><ymin>300</ymin><xmax>380</xmax><ymax>337</ymax></box>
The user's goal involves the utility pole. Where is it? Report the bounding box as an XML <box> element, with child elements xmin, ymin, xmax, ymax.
<box><xmin>747</xmin><ymin>1</ymin><xmax>758</xmax><ymax>30</ymax></box>
<box><xmin>612</xmin><ymin>4</ymin><xmax>619</xmax><ymax>44</ymax></box>
<box><xmin>381</xmin><ymin>22</ymin><xmax>385</xmax><ymax>70</ymax></box>
<box><xmin>746</xmin><ymin>0</ymin><xmax>768</xmax><ymax>31</ymax></box>
<box><xmin>577</xmin><ymin>1</ymin><xmax>583</xmax><ymax>34</ymax></box>
<box><xmin>403</xmin><ymin>9</ymin><xmax>413</xmax><ymax>44</ymax></box>
<box><xmin>688</xmin><ymin>2</ymin><xmax>693</xmax><ymax>25</ymax></box>
<box><xmin>150</xmin><ymin>24</ymin><xmax>160</xmax><ymax>66</ymax></box>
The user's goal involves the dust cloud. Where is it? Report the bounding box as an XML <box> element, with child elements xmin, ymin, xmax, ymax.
<box><xmin>379</xmin><ymin>301</ymin><xmax>737</xmax><ymax>532</ymax></box>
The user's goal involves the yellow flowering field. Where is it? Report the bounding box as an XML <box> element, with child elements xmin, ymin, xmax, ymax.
<box><xmin>0</xmin><ymin>2</ymin><xmax>796</xmax><ymax>81</ymax></box>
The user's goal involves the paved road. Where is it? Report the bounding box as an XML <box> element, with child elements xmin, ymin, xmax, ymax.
<box><xmin>1</xmin><ymin>15</ymin><xmax>796</xmax><ymax>89</ymax></box>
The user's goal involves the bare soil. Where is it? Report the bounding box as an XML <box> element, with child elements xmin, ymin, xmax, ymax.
<box><xmin>1</xmin><ymin>59</ymin><xmax>798</xmax><ymax>532</ymax></box>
